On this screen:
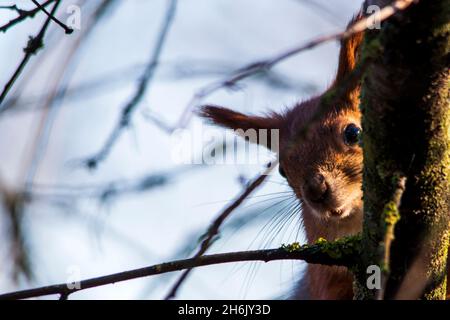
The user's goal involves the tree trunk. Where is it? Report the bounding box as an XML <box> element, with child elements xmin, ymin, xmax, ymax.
<box><xmin>355</xmin><ymin>0</ymin><xmax>450</xmax><ymax>299</ymax></box>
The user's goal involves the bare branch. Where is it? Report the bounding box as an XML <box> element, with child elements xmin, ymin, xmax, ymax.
<box><xmin>19</xmin><ymin>0</ymin><xmax>118</xmax><ymax>193</ymax></box>
<box><xmin>164</xmin><ymin>162</ymin><xmax>276</xmax><ymax>299</ymax></box>
<box><xmin>0</xmin><ymin>0</ymin><xmax>56</xmax><ymax>33</ymax></box>
<box><xmin>174</xmin><ymin>0</ymin><xmax>416</xmax><ymax>130</ymax></box>
<box><xmin>27</xmin><ymin>165</ymin><xmax>200</xmax><ymax>202</ymax></box>
<box><xmin>31</xmin><ymin>0</ymin><xmax>74</xmax><ymax>34</ymax></box>
<box><xmin>0</xmin><ymin>188</ymin><xmax>32</xmax><ymax>282</ymax></box>
<box><xmin>0</xmin><ymin>4</ymin><xmax>26</xmax><ymax>14</ymax></box>
<box><xmin>0</xmin><ymin>236</ymin><xmax>359</xmax><ymax>300</ymax></box>
<box><xmin>1</xmin><ymin>59</ymin><xmax>315</xmax><ymax>115</ymax></box>
<box><xmin>83</xmin><ymin>0</ymin><xmax>178</xmax><ymax>169</ymax></box>
<box><xmin>0</xmin><ymin>0</ymin><xmax>64</xmax><ymax>106</ymax></box>
<box><xmin>162</xmin><ymin>0</ymin><xmax>416</xmax><ymax>299</ymax></box>
<box><xmin>78</xmin><ymin>0</ymin><xmax>414</xmax><ymax>169</ymax></box>
<box><xmin>377</xmin><ymin>174</ymin><xmax>407</xmax><ymax>299</ymax></box>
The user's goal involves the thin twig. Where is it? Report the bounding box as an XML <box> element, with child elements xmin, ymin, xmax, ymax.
<box><xmin>21</xmin><ymin>0</ymin><xmax>117</xmax><ymax>194</ymax></box>
<box><xmin>163</xmin><ymin>0</ymin><xmax>415</xmax><ymax>299</ymax></box>
<box><xmin>0</xmin><ymin>238</ymin><xmax>355</xmax><ymax>300</ymax></box>
<box><xmin>31</xmin><ymin>0</ymin><xmax>74</xmax><ymax>34</ymax></box>
<box><xmin>59</xmin><ymin>293</ymin><xmax>69</xmax><ymax>300</ymax></box>
<box><xmin>162</xmin><ymin>0</ymin><xmax>416</xmax><ymax>299</ymax></box>
<box><xmin>83</xmin><ymin>0</ymin><xmax>178</xmax><ymax>169</ymax></box>
<box><xmin>164</xmin><ymin>162</ymin><xmax>276</xmax><ymax>299</ymax></box>
<box><xmin>174</xmin><ymin>0</ymin><xmax>416</xmax><ymax>130</ymax></box>
<box><xmin>27</xmin><ymin>165</ymin><xmax>199</xmax><ymax>202</ymax></box>
<box><xmin>78</xmin><ymin>0</ymin><xmax>414</xmax><ymax>168</ymax></box>
<box><xmin>1</xmin><ymin>1</ymin><xmax>116</xmax><ymax>279</ymax></box>
<box><xmin>1</xmin><ymin>59</ymin><xmax>314</xmax><ymax>115</ymax></box>
<box><xmin>377</xmin><ymin>174</ymin><xmax>406</xmax><ymax>300</ymax></box>
<box><xmin>0</xmin><ymin>0</ymin><xmax>56</xmax><ymax>33</ymax></box>
<box><xmin>0</xmin><ymin>0</ymin><xmax>62</xmax><ymax>106</ymax></box>
<box><xmin>0</xmin><ymin>5</ymin><xmax>25</xmax><ymax>14</ymax></box>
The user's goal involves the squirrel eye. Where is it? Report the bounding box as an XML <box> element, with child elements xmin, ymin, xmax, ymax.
<box><xmin>343</xmin><ymin>123</ymin><xmax>361</xmax><ymax>146</ymax></box>
<box><xmin>279</xmin><ymin>166</ymin><xmax>287</xmax><ymax>178</ymax></box>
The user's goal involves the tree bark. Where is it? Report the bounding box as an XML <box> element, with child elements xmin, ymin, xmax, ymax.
<box><xmin>355</xmin><ymin>0</ymin><xmax>450</xmax><ymax>299</ymax></box>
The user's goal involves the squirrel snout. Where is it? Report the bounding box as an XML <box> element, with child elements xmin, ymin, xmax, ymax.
<box><xmin>304</xmin><ymin>173</ymin><xmax>329</xmax><ymax>203</ymax></box>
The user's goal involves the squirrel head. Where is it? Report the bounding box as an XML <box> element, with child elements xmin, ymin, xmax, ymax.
<box><xmin>201</xmin><ymin>16</ymin><xmax>364</xmax><ymax>222</ymax></box>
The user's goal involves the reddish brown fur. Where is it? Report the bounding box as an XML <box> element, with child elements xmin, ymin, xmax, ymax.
<box><xmin>201</xmin><ymin>16</ymin><xmax>364</xmax><ymax>299</ymax></box>
<box><xmin>200</xmin><ymin>13</ymin><xmax>450</xmax><ymax>300</ymax></box>
<box><xmin>281</xmin><ymin>98</ymin><xmax>363</xmax><ymax>299</ymax></box>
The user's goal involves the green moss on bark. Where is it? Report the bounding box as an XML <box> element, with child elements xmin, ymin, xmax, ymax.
<box><xmin>281</xmin><ymin>234</ymin><xmax>362</xmax><ymax>268</ymax></box>
<box><xmin>356</xmin><ymin>0</ymin><xmax>450</xmax><ymax>299</ymax></box>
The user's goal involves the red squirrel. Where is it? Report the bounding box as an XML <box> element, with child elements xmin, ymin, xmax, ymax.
<box><xmin>201</xmin><ymin>15</ymin><xmax>364</xmax><ymax>299</ymax></box>
<box><xmin>201</xmin><ymin>12</ymin><xmax>450</xmax><ymax>300</ymax></box>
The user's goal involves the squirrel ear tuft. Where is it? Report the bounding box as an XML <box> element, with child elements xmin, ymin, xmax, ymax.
<box><xmin>200</xmin><ymin>105</ymin><xmax>281</xmax><ymax>131</ymax></box>
<box><xmin>335</xmin><ymin>14</ymin><xmax>364</xmax><ymax>84</ymax></box>
<box><xmin>333</xmin><ymin>13</ymin><xmax>364</xmax><ymax>102</ymax></box>
<box><xmin>199</xmin><ymin>105</ymin><xmax>283</xmax><ymax>151</ymax></box>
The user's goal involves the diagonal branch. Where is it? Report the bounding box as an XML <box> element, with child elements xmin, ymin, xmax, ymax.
<box><xmin>163</xmin><ymin>0</ymin><xmax>415</xmax><ymax>299</ymax></box>
<box><xmin>0</xmin><ymin>0</ymin><xmax>56</xmax><ymax>33</ymax></box>
<box><xmin>82</xmin><ymin>0</ymin><xmax>178</xmax><ymax>169</ymax></box>
<box><xmin>164</xmin><ymin>162</ymin><xmax>276</xmax><ymax>299</ymax></box>
<box><xmin>79</xmin><ymin>0</ymin><xmax>415</xmax><ymax>169</ymax></box>
<box><xmin>174</xmin><ymin>0</ymin><xmax>417</xmax><ymax>130</ymax></box>
<box><xmin>377</xmin><ymin>174</ymin><xmax>406</xmax><ymax>299</ymax></box>
<box><xmin>0</xmin><ymin>0</ymin><xmax>64</xmax><ymax>107</ymax></box>
<box><xmin>0</xmin><ymin>236</ymin><xmax>360</xmax><ymax>300</ymax></box>
<box><xmin>31</xmin><ymin>0</ymin><xmax>74</xmax><ymax>34</ymax></box>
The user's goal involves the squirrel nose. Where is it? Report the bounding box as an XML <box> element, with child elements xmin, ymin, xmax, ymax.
<box><xmin>305</xmin><ymin>173</ymin><xmax>329</xmax><ymax>203</ymax></box>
